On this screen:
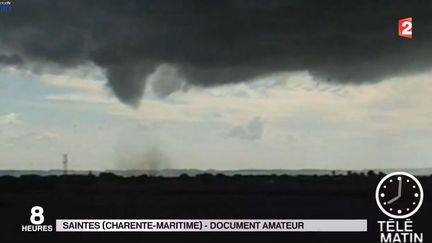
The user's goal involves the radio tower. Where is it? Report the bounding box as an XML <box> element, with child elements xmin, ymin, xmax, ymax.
<box><xmin>63</xmin><ymin>153</ymin><xmax>68</xmax><ymax>175</ymax></box>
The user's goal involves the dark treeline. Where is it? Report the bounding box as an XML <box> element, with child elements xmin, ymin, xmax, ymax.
<box><xmin>0</xmin><ymin>172</ymin><xmax>430</xmax><ymax>242</ymax></box>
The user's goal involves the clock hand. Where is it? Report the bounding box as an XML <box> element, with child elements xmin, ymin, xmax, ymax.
<box><xmin>387</xmin><ymin>179</ymin><xmax>402</xmax><ymax>205</ymax></box>
<box><xmin>387</xmin><ymin>195</ymin><xmax>399</xmax><ymax>205</ymax></box>
<box><xmin>398</xmin><ymin>177</ymin><xmax>402</xmax><ymax>197</ymax></box>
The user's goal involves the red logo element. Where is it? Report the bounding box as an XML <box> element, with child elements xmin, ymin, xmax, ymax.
<box><xmin>398</xmin><ymin>17</ymin><xmax>413</xmax><ymax>39</ymax></box>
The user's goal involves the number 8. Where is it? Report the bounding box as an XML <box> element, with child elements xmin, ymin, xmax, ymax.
<box><xmin>30</xmin><ymin>206</ymin><xmax>45</xmax><ymax>225</ymax></box>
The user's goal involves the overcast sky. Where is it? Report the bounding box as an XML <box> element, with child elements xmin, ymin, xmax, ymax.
<box><xmin>1</xmin><ymin>66</ymin><xmax>432</xmax><ymax>171</ymax></box>
<box><xmin>1</xmin><ymin>0</ymin><xmax>432</xmax><ymax>170</ymax></box>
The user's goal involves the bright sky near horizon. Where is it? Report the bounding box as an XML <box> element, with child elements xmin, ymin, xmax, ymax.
<box><xmin>1</xmin><ymin>66</ymin><xmax>432</xmax><ymax>171</ymax></box>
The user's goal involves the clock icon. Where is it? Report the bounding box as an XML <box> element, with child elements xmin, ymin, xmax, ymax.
<box><xmin>376</xmin><ymin>172</ymin><xmax>424</xmax><ymax>219</ymax></box>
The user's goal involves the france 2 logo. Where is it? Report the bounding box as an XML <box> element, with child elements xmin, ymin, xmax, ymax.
<box><xmin>398</xmin><ymin>17</ymin><xmax>413</xmax><ymax>39</ymax></box>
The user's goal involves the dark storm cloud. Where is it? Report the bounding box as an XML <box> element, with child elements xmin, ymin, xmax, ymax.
<box><xmin>0</xmin><ymin>54</ymin><xmax>23</xmax><ymax>65</ymax></box>
<box><xmin>1</xmin><ymin>0</ymin><xmax>432</xmax><ymax>105</ymax></box>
